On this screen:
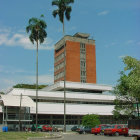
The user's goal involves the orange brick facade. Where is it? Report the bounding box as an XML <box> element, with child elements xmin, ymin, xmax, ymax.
<box><xmin>66</xmin><ymin>41</ymin><xmax>81</xmax><ymax>82</ymax></box>
<box><xmin>54</xmin><ymin>34</ymin><xmax>96</xmax><ymax>84</ymax></box>
<box><xmin>86</xmin><ymin>44</ymin><xmax>96</xmax><ymax>83</ymax></box>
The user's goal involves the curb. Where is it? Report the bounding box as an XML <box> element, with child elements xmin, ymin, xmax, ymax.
<box><xmin>45</xmin><ymin>134</ymin><xmax>62</xmax><ymax>139</ymax></box>
<box><xmin>27</xmin><ymin>134</ymin><xmax>62</xmax><ymax>140</ymax></box>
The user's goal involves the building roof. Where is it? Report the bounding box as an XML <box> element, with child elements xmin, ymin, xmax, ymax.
<box><xmin>0</xmin><ymin>95</ymin><xmax>35</xmax><ymax>108</ymax></box>
<box><xmin>73</xmin><ymin>32</ymin><xmax>90</xmax><ymax>38</ymax></box>
<box><xmin>54</xmin><ymin>34</ymin><xmax>95</xmax><ymax>51</ymax></box>
<box><xmin>3</xmin><ymin>82</ymin><xmax>115</xmax><ymax>115</ymax></box>
<box><xmin>42</xmin><ymin>81</ymin><xmax>113</xmax><ymax>92</ymax></box>
<box><xmin>8</xmin><ymin>88</ymin><xmax>115</xmax><ymax>102</ymax></box>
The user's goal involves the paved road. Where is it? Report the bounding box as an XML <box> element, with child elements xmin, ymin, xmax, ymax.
<box><xmin>55</xmin><ymin>133</ymin><xmax>133</xmax><ymax>140</ymax></box>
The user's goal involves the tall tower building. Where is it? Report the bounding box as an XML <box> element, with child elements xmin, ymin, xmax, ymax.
<box><xmin>54</xmin><ymin>32</ymin><xmax>96</xmax><ymax>83</ymax></box>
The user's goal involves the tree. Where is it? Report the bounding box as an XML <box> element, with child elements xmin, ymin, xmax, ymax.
<box><xmin>52</xmin><ymin>0</ymin><xmax>74</xmax><ymax>132</ymax></box>
<box><xmin>0</xmin><ymin>92</ymin><xmax>5</xmax><ymax>95</ymax></box>
<box><xmin>13</xmin><ymin>84</ymin><xmax>47</xmax><ymax>89</ymax></box>
<box><xmin>26</xmin><ymin>15</ymin><xmax>47</xmax><ymax>132</ymax></box>
<box><xmin>82</xmin><ymin>114</ymin><xmax>100</xmax><ymax>128</ymax></box>
<box><xmin>113</xmin><ymin>56</ymin><xmax>140</xmax><ymax>119</ymax></box>
<box><xmin>52</xmin><ymin>0</ymin><xmax>74</xmax><ymax>35</ymax></box>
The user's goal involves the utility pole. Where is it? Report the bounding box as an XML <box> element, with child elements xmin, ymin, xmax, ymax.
<box><xmin>19</xmin><ymin>93</ymin><xmax>22</xmax><ymax>131</ymax></box>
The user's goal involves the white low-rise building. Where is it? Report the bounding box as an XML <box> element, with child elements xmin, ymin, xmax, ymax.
<box><xmin>0</xmin><ymin>81</ymin><xmax>117</xmax><ymax>130</ymax></box>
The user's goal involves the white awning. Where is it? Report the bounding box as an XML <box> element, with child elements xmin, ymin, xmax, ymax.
<box><xmin>0</xmin><ymin>95</ymin><xmax>35</xmax><ymax>108</ymax></box>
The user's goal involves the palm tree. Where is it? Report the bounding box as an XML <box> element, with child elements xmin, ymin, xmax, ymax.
<box><xmin>52</xmin><ymin>0</ymin><xmax>74</xmax><ymax>35</ymax></box>
<box><xmin>26</xmin><ymin>16</ymin><xmax>47</xmax><ymax>132</ymax></box>
<box><xmin>52</xmin><ymin>0</ymin><xmax>74</xmax><ymax>132</ymax></box>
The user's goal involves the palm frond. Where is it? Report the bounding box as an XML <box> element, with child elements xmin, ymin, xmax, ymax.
<box><xmin>52</xmin><ymin>0</ymin><xmax>59</xmax><ymax>6</ymax></box>
<box><xmin>40</xmin><ymin>14</ymin><xmax>44</xmax><ymax>18</ymax></box>
<box><xmin>52</xmin><ymin>10</ymin><xmax>59</xmax><ymax>18</ymax></box>
<box><xmin>26</xmin><ymin>17</ymin><xmax>47</xmax><ymax>45</ymax></box>
<box><xmin>29</xmin><ymin>17</ymin><xmax>39</xmax><ymax>25</ymax></box>
<box><xmin>65</xmin><ymin>6</ymin><xmax>71</xmax><ymax>20</ymax></box>
<box><xmin>65</xmin><ymin>0</ymin><xmax>74</xmax><ymax>5</ymax></box>
<box><xmin>39</xmin><ymin>20</ymin><xmax>47</xmax><ymax>29</ymax></box>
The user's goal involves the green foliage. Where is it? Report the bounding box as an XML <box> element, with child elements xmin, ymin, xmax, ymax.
<box><xmin>52</xmin><ymin>0</ymin><xmax>74</xmax><ymax>23</ymax></box>
<box><xmin>82</xmin><ymin>114</ymin><xmax>100</xmax><ymax>127</ymax></box>
<box><xmin>113</xmin><ymin>56</ymin><xmax>140</xmax><ymax>118</ymax></box>
<box><xmin>26</xmin><ymin>16</ymin><xmax>47</xmax><ymax>44</ymax></box>
<box><xmin>13</xmin><ymin>84</ymin><xmax>47</xmax><ymax>89</ymax></box>
<box><xmin>0</xmin><ymin>92</ymin><xmax>5</xmax><ymax>94</ymax></box>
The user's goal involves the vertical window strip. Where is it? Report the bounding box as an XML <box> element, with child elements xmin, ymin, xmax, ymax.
<box><xmin>80</xmin><ymin>43</ymin><xmax>86</xmax><ymax>83</ymax></box>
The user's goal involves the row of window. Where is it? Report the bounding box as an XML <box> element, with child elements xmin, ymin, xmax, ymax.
<box><xmin>80</xmin><ymin>43</ymin><xmax>86</xmax><ymax>52</ymax></box>
<box><xmin>80</xmin><ymin>52</ymin><xmax>86</xmax><ymax>60</ymax></box>
<box><xmin>33</xmin><ymin>120</ymin><xmax>80</xmax><ymax>125</ymax></box>
<box><xmin>80</xmin><ymin>43</ymin><xmax>86</xmax><ymax>83</ymax></box>
<box><xmin>33</xmin><ymin>99</ymin><xmax>114</xmax><ymax>105</ymax></box>
<box><xmin>54</xmin><ymin>62</ymin><xmax>64</xmax><ymax>72</ymax></box>
<box><xmin>55</xmin><ymin>45</ymin><xmax>64</xmax><ymax>53</ymax></box>
<box><xmin>55</xmin><ymin>52</ymin><xmax>64</xmax><ymax>64</ymax></box>
<box><xmin>81</xmin><ymin>71</ymin><xmax>86</xmax><ymax>76</ymax></box>
<box><xmin>80</xmin><ymin>61</ymin><xmax>86</xmax><ymax>68</ymax></box>
<box><xmin>37</xmin><ymin>115</ymin><xmax>82</xmax><ymax>119</ymax></box>
<box><xmin>54</xmin><ymin>71</ymin><xmax>64</xmax><ymax>80</ymax></box>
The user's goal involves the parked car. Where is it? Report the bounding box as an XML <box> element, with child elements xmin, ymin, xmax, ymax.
<box><xmin>120</xmin><ymin>125</ymin><xmax>129</xmax><ymax>136</ymax></box>
<box><xmin>104</xmin><ymin>124</ymin><xmax>124</xmax><ymax>136</ymax></box>
<box><xmin>71</xmin><ymin>126</ymin><xmax>80</xmax><ymax>131</ymax></box>
<box><xmin>100</xmin><ymin>125</ymin><xmax>112</xmax><ymax>135</ymax></box>
<box><xmin>76</xmin><ymin>126</ymin><xmax>92</xmax><ymax>134</ymax></box>
<box><xmin>52</xmin><ymin>126</ymin><xmax>63</xmax><ymax>132</ymax></box>
<box><xmin>42</xmin><ymin>125</ymin><xmax>52</xmax><ymax>132</ymax></box>
<box><xmin>31</xmin><ymin>124</ymin><xmax>42</xmax><ymax>131</ymax></box>
<box><xmin>91</xmin><ymin>124</ymin><xmax>109</xmax><ymax>135</ymax></box>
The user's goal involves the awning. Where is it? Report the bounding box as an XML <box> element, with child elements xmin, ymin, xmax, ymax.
<box><xmin>0</xmin><ymin>95</ymin><xmax>35</xmax><ymax>108</ymax></box>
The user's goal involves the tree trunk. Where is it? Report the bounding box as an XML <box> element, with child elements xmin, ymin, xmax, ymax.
<box><xmin>63</xmin><ymin>18</ymin><xmax>66</xmax><ymax>132</ymax></box>
<box><xmin>36</xmin><ymin>39</ymin><xmax>39</xmax><ymax>132</ymax></box>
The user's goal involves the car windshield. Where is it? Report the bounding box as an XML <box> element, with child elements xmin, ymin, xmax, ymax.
<box><xmin>110</xmin><ymin>125</ymin><xmax>115</xmax><ymax>128</ymax></box>
<box><xmin>101</xmin><ymin>125</ymin><xmax>110</xmax><ymax>129</ymax></box>
<box><xmin>123</xmin><ymin>125</ymin><xmax>128</xmax><ymax>128</ymax></box>
<box><xmin>95</xmin><ymin>126</ymin><xmax>99</xmax><ymax>128</ymax></box>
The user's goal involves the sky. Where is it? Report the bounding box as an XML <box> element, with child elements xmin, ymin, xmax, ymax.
<box><xmin>0</xmin><ymin>0</ymin><xmax>140</xmax><ymax>92</ymax></box>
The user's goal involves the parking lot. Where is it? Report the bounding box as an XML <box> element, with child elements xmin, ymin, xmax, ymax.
<box><xmin>58</xmin><ymin>133</ymin><xmax>133</xmax><ymax>140</ymax></box>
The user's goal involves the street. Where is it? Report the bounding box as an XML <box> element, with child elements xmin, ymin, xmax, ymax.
<box><xmin>56</xmin><ymin>133</ymin><xmax>133</xmax><ymax>140</ymax></box>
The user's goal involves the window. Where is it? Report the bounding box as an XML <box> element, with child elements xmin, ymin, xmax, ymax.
<box><xmin>80</xmin><ymin>43</ymin><xmax>86</xmax><ymax>83</ymax></box>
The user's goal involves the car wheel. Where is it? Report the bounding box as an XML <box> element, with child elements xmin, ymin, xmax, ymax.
<box><xmin>38</xmin><ymin>128</ymin><xmax>42</xmax><ymax>132</ymax></box>
<box><xmin>83</xmin><ymin>131</ymin><xmax>86</xmax><ymax>134</ymax></box>
<box><xmin>115</xmin><ymin>132</ymin><xmax>119</xmax><ymax>136</ymax></box>
<box><xmin>124</xmin><ymin>134</ymin><xmax>128</xmax><ymax>137</ymax></box>
<box><xmin>94</xmin><ymin>133</ymin><xmax>97</xmax><ymax>135</ymax></box>
<box><xmin>100</xmin><ymin>132</ymin><xmax>103</xmax><ymax>135</ymax></box>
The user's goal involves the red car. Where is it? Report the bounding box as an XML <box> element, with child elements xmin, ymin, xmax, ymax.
<box><xmin>91</xmin><ymin>124</ymin><xmax>108</xmax><ymax>135</ymax></box>
<box><xmin>42</xmin><ymin>125</ymin><xmax>52</xmax><ymax>132</ymax></box>
<box><xmin>120</xmin><ymin>125</ymin><xmax>129</xmax><ymax>136</ymax></box>
<box><xmin>104</xmin><ymin>124</ymin><xmax>124</xmax><ymax>136</ymax></box>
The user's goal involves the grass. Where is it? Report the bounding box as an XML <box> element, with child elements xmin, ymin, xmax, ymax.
<box><xmin>0</xmin><ymin>132</ymin><xmax>47</xmax><ymax>140</ymax></box>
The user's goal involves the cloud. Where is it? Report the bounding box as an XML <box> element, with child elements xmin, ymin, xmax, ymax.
<box><xmin>125</xmin><ymin>40</ymin><xmax>140</xmax><ymax>47</ymax></box>
<box><xmin>137</xmin><ymin>42</ymin><xmax>140</xmax><ymax>46</ymax></box>
<box><xmin>119</xmin><ymin>55</ymin><xmax>127</xmax><ymax>59</ymax></box>
<box><xmin>0</xmin><ymin>27</ymin><xmax>54</xmax><ymax>50</ymax></box>
<box><xmin>0</xmin><ymin>74</ymin><xmax>53</xmax><ymax>92</ymax></box>
<box><xmin>105</xmin><ymin>42</ymin><xmax>117</xmax><ymax>48</ymax></box>
<box><xmin>24</xmin><ymin>74</ymin><xmax>53</xmax><ymax>84</ymax></box>
<box><xmin>0</xmin><ymin>65</ymin><xmax>34</xmax><ymax>75</ymax></box>
<box><xmin>0</xmin><ymin>78</ymin><xmax>16</xmax><ymax>92</ymax></box>
<box><xmin>97</xmin><ymin>10</ymin><xmax>109</xmax><ymax>16</ymax></box>
<box><xmin>125</xmin><ymin>40</ymin><xmax>135</xmax><ymax>45</ymax></box>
